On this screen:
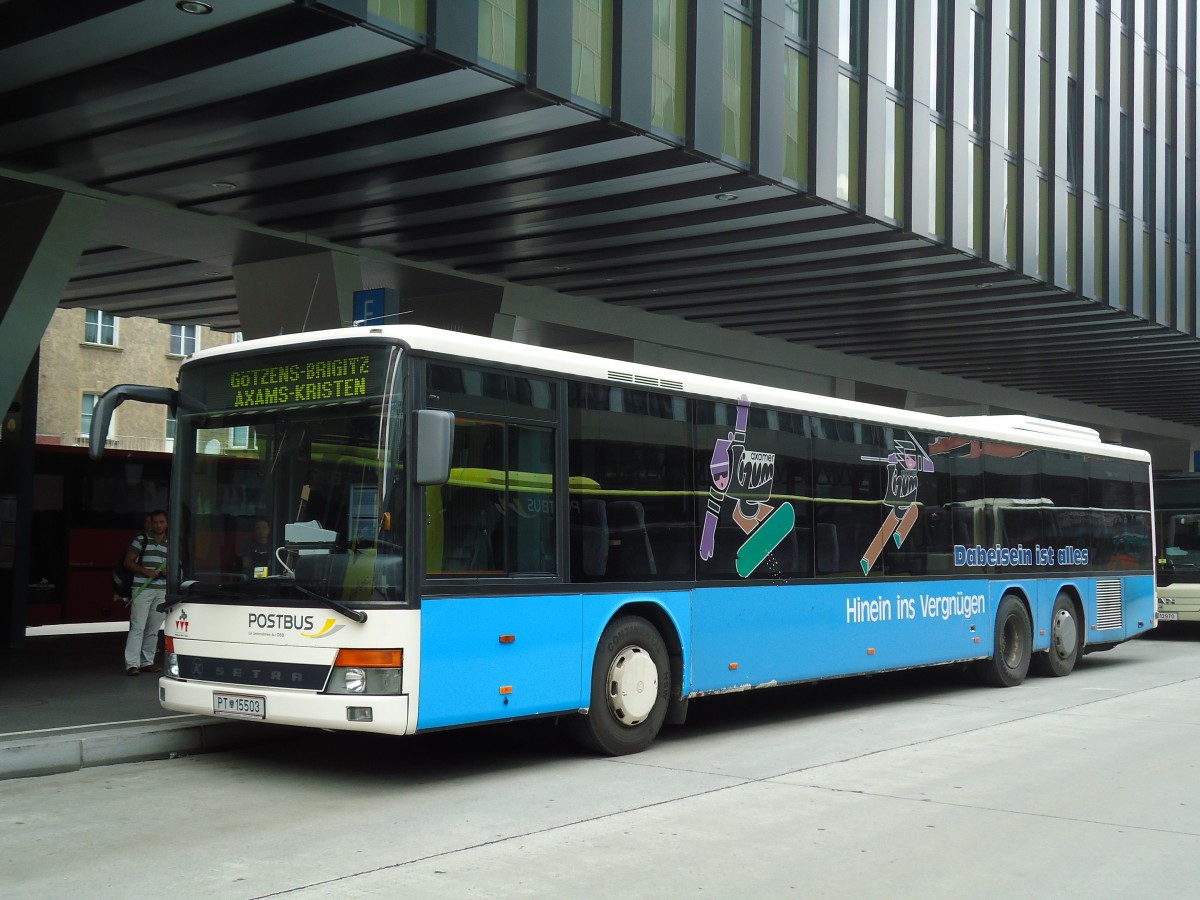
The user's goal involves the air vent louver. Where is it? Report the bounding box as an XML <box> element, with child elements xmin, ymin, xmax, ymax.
<box><xmin>1095</xmin><ymin>580</ymin><xmax>1124</xmax><ymax>630</ymax></box>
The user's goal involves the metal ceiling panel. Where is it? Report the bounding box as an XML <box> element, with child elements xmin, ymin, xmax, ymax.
<box><xmin>2</xmin><ymin>0</ymin><xmax>1200</xmax><ymax>427</ymax></box>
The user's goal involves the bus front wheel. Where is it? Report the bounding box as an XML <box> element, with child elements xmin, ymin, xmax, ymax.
<box><xmin>1030</xmin><ymin>592</ymin><xmax>1081</xmax><ymax>677</ymax></box>
<box><xmin>569</xmin><ymin>616</ymin><xmax>670</xmax><ymax>756</ymax></box>
<box><xmin>976</xmin><ymin>594</ymin><xmax>1032</xmax><ymax>687</ymax></box>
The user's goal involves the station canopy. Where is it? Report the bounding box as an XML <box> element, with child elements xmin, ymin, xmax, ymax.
<box><xmin>1</xmin><ymin>1</ymin><xmax>1197</xmax><ymax>426</ymax></box>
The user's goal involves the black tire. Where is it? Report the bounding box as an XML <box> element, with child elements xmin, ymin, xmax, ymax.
<box><xmin>1030</xmin><ymin>591</ymin><xmax>1081</xmax><ymax>677</ymax></box>
<box><xmin>568</xmin><ymin>616</ymin><xmax>670</xmax><ymax>756</ymax></box>
<box><xmin>975</xmin><ymin>593</ymin><xmax>1032</xmax><ymax>687</ymax></box>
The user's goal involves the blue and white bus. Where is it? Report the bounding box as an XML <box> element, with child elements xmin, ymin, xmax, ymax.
<box><xmin>91</xmin><ymin>325</ymin><xmax>1156</xmax><ymax>754</ymax></box>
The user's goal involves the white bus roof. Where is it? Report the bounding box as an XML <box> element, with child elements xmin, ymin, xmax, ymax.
<box><xmin>189</xmin><ymin>325</ymin><xmax>1151</xmax><ymax>464</ymax></box>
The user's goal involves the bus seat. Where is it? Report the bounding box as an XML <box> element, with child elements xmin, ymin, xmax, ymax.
<box><xmin>442</xmin><ymin>489</ymin><xmax>502</xmax><ymax>573</ymax></box>
<box><xmin>794</xmin><ymin>526</ymin><xmax>813</xmax><ymax>576</ymax></box>
<box><xmin>815</xmin><ymin>523</ymin><xmax>839</xmax><ymax>574</ymax></box>
<box><xmin>607</xmin><ymin>500</ymin><xmax>657</xmax><ymax>577</ymax></box>
<box><xmin>578</xmin><ymin>499</ymin><xmax>609</xmax><ymax>577</ymax></box>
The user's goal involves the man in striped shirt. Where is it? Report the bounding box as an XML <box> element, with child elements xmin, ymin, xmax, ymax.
<box><xmin>123</xmin><ymin>509</ymin><xmax>169</xmax><ymax>676</ymax></box>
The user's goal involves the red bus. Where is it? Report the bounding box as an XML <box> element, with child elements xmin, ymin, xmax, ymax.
<box><xmin>27</xmin><ymin>444</ymin><xmax>171</xmax><ymax>626</ymax></box>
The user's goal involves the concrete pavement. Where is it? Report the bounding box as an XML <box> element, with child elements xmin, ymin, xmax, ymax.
<box><xmin>0</xmin><ymin>627</ymin><xmax>285</xmax><ymax>780</ymax></box>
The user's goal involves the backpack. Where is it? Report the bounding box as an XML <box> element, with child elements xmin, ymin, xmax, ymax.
<box><xmin>112</xmin><ymin>533</ymin><xmax>146</xmax><ymax>600</ymax></box>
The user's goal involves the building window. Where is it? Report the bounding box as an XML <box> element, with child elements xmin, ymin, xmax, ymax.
<box><xmin>784</xmin><ymin>1</ymin><xmax>811</xmax><ymax>187</ymax></box>
<box><xmin>928</xmin><ymin>0</ymin><xmax>948</xmax><ymax>239</ymax></box>
<box><xmin>170</xmin><ymin>325</ymin><xmax>199</xmax><ymax>357</ymax></box>
<box><xmin>84</xmin><ymin>309</ymin><xmax>117</xmax><ymax>346</ymax></box>
<box><xmin>931</xmin><ymin>0</ymin><xmax>948</xmax><ymax>114</ymax></box>
<box><xmin>572</xmin><ymin>0</ymin><xmax>611</xmax><ymax>109</ymax></box>
<box><xmin>834</xmin><ymin>0</ymin><xmax>864</xmax><ymax>207</ymax></box>
<box><xmin>882</xmin><ymin>0</ymin><xmax>908</xmax><ymax>225</ymax></box>
<box><xmin>1067</xmin><ymin>77</ymin><xmax>1081</xmax><ymax>187</ymax></box>
<box><xmin>968</xmin><ymin>5</ymin><xmax>986</xmax><ymax>136</ymax></box>
<box><xmin>885</xmin><ymin>0</ymin><xmax>907</xmax><ymax>91</ymax></box>
<box><xmin>479</xmin><ymin>0</ymin><xmax>527</xmax><ymax>73</ymax></box>
<box><xmin>1094</xmin><ymin>9</ymin><xmax>1109</xmax><ymax>204</ymax></box>
<box><xmin>785</xmin><ymin>0</ymin><xmax>808</xmax><ymax>39</ymax></box>
<box><xmin>166</xmin><ymin>409</ymin><xmax>176</xmax><ymax>443</ymax></box>
<box><xmin>229</xmin><ymin>426</ymin><xmax>251</xmax><ymax>450</ymax></box>
<box><xmin>82</xmin><ymin>393</ymin><xmax>113</xmax><ymax>441</ymax></box>
<box><xmin>651</xmin><ymin>0</ymin><xmax>687</xmax><ymax>136</ymax></box>
<box><xmin>965</xmin><ymin>4</ymin><xmax>986</xmax><ymax>253</ymax></box>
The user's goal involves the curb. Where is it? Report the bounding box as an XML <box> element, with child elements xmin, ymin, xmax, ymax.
<box><xmin>0</xmin><ymin>718</ymin><xmax>290</xmax><ymax>781</ymax></box>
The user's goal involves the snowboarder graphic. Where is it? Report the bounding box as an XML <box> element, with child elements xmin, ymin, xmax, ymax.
<box><xmin>859</xmin><ymin>435</ymin><xmax>934</xmax><ymax>575</ymax></box>
<box><xmin>699</xmin><ymin>395</ymin><xmax>795</xmax><ymax>577</ymax></box>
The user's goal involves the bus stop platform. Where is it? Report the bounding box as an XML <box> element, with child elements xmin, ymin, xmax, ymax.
<box><xmin>0</xmin><ymin>625</ymin><xmax>288</xmax><ymax>781</ymax></box>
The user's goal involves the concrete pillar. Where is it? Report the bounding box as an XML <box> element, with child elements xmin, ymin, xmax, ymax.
<box><xmin>0</xmin><ymin>187</ymin><xmax>105</xmax><ymax>413</ymax></box>
<box><xmin>232</xmin><ymin>250</ymin><xmax>364</xmax><ymax>339</ymax></box>
<box><xmin>0</xmin><ymin>355</ymin><xmax>38</xmax><ymax>651</ymax></box>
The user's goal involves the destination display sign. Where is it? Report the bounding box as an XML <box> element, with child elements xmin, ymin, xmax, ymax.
<box><xmin>186</xmin><ymin>345</ymin><xmax>393</xmax><ymax>412</ymax></box>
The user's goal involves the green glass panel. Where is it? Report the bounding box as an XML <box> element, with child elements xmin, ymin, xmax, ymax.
<box><xmin>573</xmin><ymin>0</ymin><xmax>612</xmax><ymax>107</ymax></box>
<box><xmin>784</xmin><ymin>46</ymin><xmax>810</xmax><ymax>184</ymax></box>
<box><xmin>652</xmin><ymin>0</ymin><xmax>687</xmax><ymax>135</ymax></box>
<box><xmin>1142</xmin><ymin>231</ymin><xmax>1153</xmax><ymax>317</ymax></box>
<box><xmin>1008</xmin><ymin>36</ymin><xmax>1019</xmax><ymax>152</ymax></box>
<box><xmin>931</xmin><ymin>123</ymin><xmax>945</xmax><ymax>238</ymax></box>
<box><xmin>1067</xmin><ymin>201</ymin><xmax>1079</xmax><ymax>288</ymax></box>
<box><xmin>971</xmin><ymin>142</ymin><xmax>983</xmax><ymax>251</ymax></box>
<box><xmin>846</xmin><ymin>77</ymin><xmax>860</xmax><ymax>207</ymax></box>
<box><xmin>1038</xmin><ymin>178</ymin><xmax>1050</xmax><ymax>278</ymax></box>
<box><xmin>1007</xmin><ymin>161</ymin><xmax>1019</xmax><ymax>264</ymax></box>
<box><xmin>1119</xmin><ymin>216</ymin><xmax>1131</xmax><ymax>307</ymax></box>
<box><xmin>722</xmin><ymin>13</ymin><xmax>752</xmax><ymax>162</ymax></box>
<box><xmin>368</xmin><ymin>0</ymin><xmax>425</xmax><ymax>32</ymax></box>
<box><xmin>479</xmin><ymin>0</ymin><xmax>527</xmax><ymax>72</ymax></box>
<box><xmin>893</xmin><ymin>102</ymin><xmax>906</xmax><ymax>224</ymax></box>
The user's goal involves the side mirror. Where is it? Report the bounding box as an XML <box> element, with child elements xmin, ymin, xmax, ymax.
<box><xmin>414</xmin><ymin>409</ymin><xmax>455</xmax><ymax>485</ymax></box>
<box><xmin>88</xmin><ymin>384</ymin><xmax>184</xmax><ymax>459</ymax></box>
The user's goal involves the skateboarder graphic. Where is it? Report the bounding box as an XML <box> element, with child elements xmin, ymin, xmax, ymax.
<box><xmin>859</xmin><ymin>434</ymin><xmax>935</xmax><ymax>575</ymax></box>
<box><xmin>699</xmin><ymin>395</ymin><xmax>796</xmax><ymax>577</ymax></box>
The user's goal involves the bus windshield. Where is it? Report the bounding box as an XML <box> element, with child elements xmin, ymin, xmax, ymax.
<box><xmin>174</xmin><ymin>344</ymin><xmax>405</xmax><ymax>606</ymax></box>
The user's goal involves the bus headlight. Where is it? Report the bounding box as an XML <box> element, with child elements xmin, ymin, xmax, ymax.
<box><xmin>324</xmin><ymin>649</ymin><xmax>403</xmax><ymax>696</ymax></box>
<box><xmin>344</xmin><ymin>667</ymin><xmax>366</xmax><ymax>693</ymax></box>
<box><xmin>165</xmin><ymin>636</ymin><xmax>179</xmax><ymax>677</ymax></box>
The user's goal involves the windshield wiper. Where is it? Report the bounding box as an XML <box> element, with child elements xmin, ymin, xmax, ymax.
<box><xmin>291</xmin><ymin>582</ymin><xmax>368</xmax><ymax>624</ymax></box>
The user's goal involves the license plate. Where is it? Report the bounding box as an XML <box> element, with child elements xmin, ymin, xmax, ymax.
<box><xmin>1158</xmin><ymin>612</ymin><xmax>1179</xmax><ymax>621</ymax></box>
<box><xmin>213</xmin><ymin>692</ymin><xmax>266</xmax><ymax>719</ymax></box>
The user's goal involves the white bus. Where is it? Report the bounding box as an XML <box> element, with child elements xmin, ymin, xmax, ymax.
<box><xmin>1153</xmin><ymin>473</ymin><xmax>1200</xmax><ymax>623</ymax></box>
<box><xmin>91</xmin><ymin>325</ymin><xmax>1157</xmax><ymax>754</ymax></box>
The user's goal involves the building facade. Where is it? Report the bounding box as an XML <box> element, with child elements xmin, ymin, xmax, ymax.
<box><xmin>36</xmin><ymin>309</ymin><xmax>236</xmax><ymax>453</ymax></box>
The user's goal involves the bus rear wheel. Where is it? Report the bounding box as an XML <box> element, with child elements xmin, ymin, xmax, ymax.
<box><xmin>569</xmin><ymin>616</ymin><xmax>670</xmax><ymax>756</ymax></box>
<box><xmin>976</xmin><ymin>593</ymin><xmax>1032</xmax><ymax>687</ymax></box>
<box><xmin>1031</xmin><ymin>592</ymin><xmax>1081</xmax><ymax>677</ymax></box>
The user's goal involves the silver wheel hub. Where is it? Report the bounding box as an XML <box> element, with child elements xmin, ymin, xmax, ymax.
<box><xmin>606</xmin><ymin>644</ymin><xmax>658</xmax><ymax>727</ymax></box>
<box><xmin>1051</xmin><ymin>608</ymin><xmax>1077</xmax><ymax>658</ymax></box>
